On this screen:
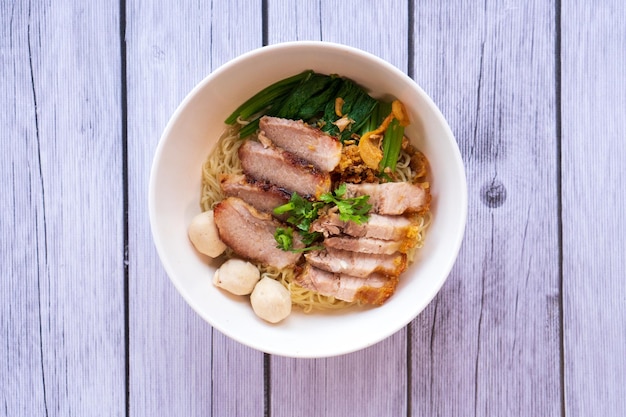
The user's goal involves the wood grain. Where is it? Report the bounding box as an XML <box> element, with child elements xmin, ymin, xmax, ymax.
<box><xmin>2</xmin><ymin>0</ymin><xmax>626</xmax><ymax>416</ymax></box>
<box><xmin>410</xmin><ymin>1</ymin><xmax>562</xmax><ymax>415</ymax></box>
<box><xmin>267</xmin><ymin>2</ymin><xmax>410</xmax><ymax>416</ymax></box>
<box><xmin>561</xmin><ymin>1</ymin><xmax>626</xmax><ymax>415</ymax></box>
<box><xmin>125</xmin><ymin>1</ymin><xmax>265</xmax><ymax>416</ymax></box>
<box><xmin>0</xmin><ymin>1</ymin><xmax>125</xmax><ymax>416</ymax></box>
<box><xmin>271</xmin><ymin>335</ymin><xmax>408</xmax><ymax>417</ymax></box>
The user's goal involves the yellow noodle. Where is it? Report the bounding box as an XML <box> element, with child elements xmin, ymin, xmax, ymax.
<box><xmin>405</xmin><ymin>211</ymin><xmax>432</xmax><ymax>264</ymax></box>
<box><xmin>394</xmin><ymin>149</ymin><xmax>413</xmax><ymax>182</ymax></box>
<box><xmin>201</xmin><ymin>126</ymin><xmax>243</xmax><ymax>211</ymax></box>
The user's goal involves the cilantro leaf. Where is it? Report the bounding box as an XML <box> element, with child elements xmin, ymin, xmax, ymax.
<box><xmin>274</xmin><ymin>194</ymin><xmax>324</xmax><ymax>251</ymax></box>
<box><xmin>319</xmin><ymin>184</ymin><xmax>371</xmax><ymax>225</ymax></box>
<box><xmin>273</xmin><ymin>185</ymin><xmax>372</xmax><ymax>252</ymax></box>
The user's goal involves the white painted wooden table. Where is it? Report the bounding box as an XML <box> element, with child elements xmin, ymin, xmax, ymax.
<box><xmin>3</xmin><ymin>1</ymin><xmax>625</xmax><ymax>416</ymax></box>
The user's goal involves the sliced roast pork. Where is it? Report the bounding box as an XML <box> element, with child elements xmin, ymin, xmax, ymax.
<box><xmin>213</xmin><ymin>197</ymin><xmax>303</xmax><ymax>269</ymax></box>
<box><xmin>343</xmin><ymin>182</ymin><xmax>430</xmax><ymax>215</ymax></box>
<box><xmin>323</xmin><ymin>236</ymin><xmax>404</xmax><ymax>255</ymax></box>
<box><xmin>312</xmin><ymin>211</ymin><xmax>420</xmax><ymax>244</ymax></box>
<box><xmin>295</xmin><ymin>264</ymin><xmax>399</xmax><ymax>305</ymax></box>
<box><xmin>304</xmin><ymin>247</ymin><xmax>407</xmax><ymax>278</ymax></box>
<box><xmin>238</xmin><ymin>139</ymin><xmax>331</xmax><ymax>199</ymax></box>
<box><xmin>259</xmin><ymin>116</ymin><xmax>342</xmax><ymax>172</ymax></box>
<box><xmin>219</xmin><ymin>174</ymin><xmax>290</xmax><ymax>218</ymax></box>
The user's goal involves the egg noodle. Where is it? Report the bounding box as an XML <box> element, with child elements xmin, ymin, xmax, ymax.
<box><xmin>201</xmin><ymin>122</ymin><xmax>431</xmax><ymax>312</ymax></box>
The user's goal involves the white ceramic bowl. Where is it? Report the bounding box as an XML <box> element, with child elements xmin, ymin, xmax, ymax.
<box><xmin>149</xmin><ymin>41</ymin><xmax>466</xmax><ymax>358</ymax></box>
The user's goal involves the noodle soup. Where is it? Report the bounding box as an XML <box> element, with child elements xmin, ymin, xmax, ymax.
<box><xmin>194</xmin><ymin>71</ymin><xmax>432</xmax><ymax>317</ymax></box>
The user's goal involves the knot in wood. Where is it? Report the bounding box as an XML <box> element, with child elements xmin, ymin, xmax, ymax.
<box><xmin>480</xmin><ymin>179</ymin><xmax>506</xmax><ymax>208</ymax></box>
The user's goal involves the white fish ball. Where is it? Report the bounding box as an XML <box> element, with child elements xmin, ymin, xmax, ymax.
<box><xmin>188</xmin><ymin>210</ymin><xmax>226</xmax><ymax>258</ymax></box>
<box><xmin>250</xmin><ymin>277</ymin><xmax>292</xmax><ymax>323</ymax></box>
<box><xmin>213</xmin><ymin>259</ymin><xmax>261</xmax><ymax>296</ymax></box>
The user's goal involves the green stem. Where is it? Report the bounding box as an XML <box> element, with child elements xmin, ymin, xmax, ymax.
<box><xmin>380</xmin><ymin>118</ymin><xmax>404</xmax><ymax>173</ymax></box>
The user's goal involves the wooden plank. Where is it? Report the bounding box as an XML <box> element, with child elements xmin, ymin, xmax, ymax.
<box><xmin>271</xmin><ymin>335</ymin><xmax>408</xmax><ymax>416</ymax></box>
<box><xmin>1</xmin><ymin>2</ymin><xmax>48</xmax><ymax>415</ymax></box>
<box><xmin>561</xmin><ymin>2</ymin><xmax>626</xmax><ymax>415</ymax></box>
<box><xmin>410</xmin><ymin>1</ymin><xmax>561</xmax><ymax>415</ymax></box>
<box><xmin>266</xmin><ymin>0</ymin><xmax>408</xmax><ymax>70</ymax></box>
<box><xmin>125</xmin><ymin>1</ymin><xmax>265</xmax><ymax>416</ymax></box>
<box><xmin>0</xmin><ymin>1</ymin><xmax>125</xmax><ymax>416</ymax></box>
<box><xmin>267</xmin><ymin>1</ymin><xmax>409</xmax><ymax>416</ymax></box>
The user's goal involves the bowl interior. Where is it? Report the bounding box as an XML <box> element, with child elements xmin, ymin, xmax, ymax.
<box><xmin>149</xmin><ymin>42</ymin><xmax>467</xmax><ymax>358</ymax></box>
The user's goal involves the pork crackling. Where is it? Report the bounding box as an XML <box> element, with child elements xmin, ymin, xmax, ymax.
<box><xmin>343</xmin><ymin>182</ymin><xmax>430</xmax><ymax>215</ymax></box>
<box><xmin>213</xmin><ymin>197</ymin><xmax>304</xmax><ymax>269</ymax></box>
<box><xmin>295</xmin><ymin>263</ymin><xmax>399</xmax><ymax>305</ymax></box>
<box><xmin>238</xmin><ymin>139</ymin><xmax>331</xmax><ymax>199</ymax></box>
<box><xmin>258</xmin><ymin>116</ymin><xmax>342</xmax><ymax>172</ymax></box>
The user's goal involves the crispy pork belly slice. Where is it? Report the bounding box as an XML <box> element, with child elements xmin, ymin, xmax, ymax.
<box><xmin>219</xmin><ymin>174</ymin><xmax>290</xmax><ymax>218</ymax></box>
<box><xmin>259</xmin><ymin>116</ymin><xmax>342</xmax><ymax>172</ymax></box>
<box><xmin>323</xmin><ymin>236</ymin><xmax>404</xmax><ymax>255</ymax></box>
<box><xmin>343</xmin><ymin>182</ymin><xmax>430</xmax><ymax>215</ymax></box>
<box><xmin>304</xmin><ymin>247</ymin><xmax>407</xmax><ymax>278</ymax></box>
<box><xmin>295</xmin><ymin>264</ymin><xmax>398</xmax><ymax>305</ymax></box>
<box><xmin>213</xmin><ymin>197</ymin><xmax>303</xmax><ymax>269</ymax></box>
<box><xmin>311</xmin><ymin>211</ymin><xmax>420</xmax><ymax>247</ymax></box>
<box><xmin>238</xmin><ymin>139</ymin><xmax>331</xmax><ymax>199</ymax></box>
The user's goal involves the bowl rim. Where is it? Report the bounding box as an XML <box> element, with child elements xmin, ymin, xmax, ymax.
<box><xmin>149</xmin><ymin>40</ymin><xmax>467</xmax><ymax>358</ymax></box>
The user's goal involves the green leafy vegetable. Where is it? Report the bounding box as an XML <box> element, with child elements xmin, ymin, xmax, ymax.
<box><xmin>295</xmin><ymin>77</ymin><xmax>342</xmax><ymax>120</ymax></box>
<box><xmin>275</xmin><ymin>74</ymin><xmax>338</xmax><ymax>119</ymax></box>
<box><xmin>225</xmin><ymin>70</ymin><xmax>313</xmax><ymax>125</ymax></box>
<box><xmin>230</xmin><ymin>70</ymin><xmax>315</xmax><ymax>138</ymax></box>
<box><xmin>226</xmin><ymin>70</ymin><xmax>378</xmax><ymax>140</ymax></box>
<box><xmin>320</xmin><ymin>79</ymin><xmax>378</xmax><ymax>142</ymax></box>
